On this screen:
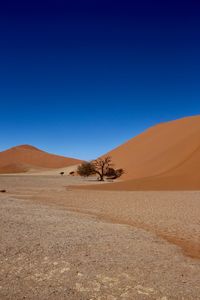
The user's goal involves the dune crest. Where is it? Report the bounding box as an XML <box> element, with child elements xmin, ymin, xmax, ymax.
<box><xmin>11</xmin><ymin>144</ymin><xmax>41</xmax><ymax>151</ymax></box>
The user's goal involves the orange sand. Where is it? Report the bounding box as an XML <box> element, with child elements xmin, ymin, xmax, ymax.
<box><xmin>0</xmin><ymin>145</ymin><xmax>82</xmax><ymax>173</ymax></box>
<box><xmin>94</xmin><ymin>115</ymin><xmax>200</xmax><ymax>190</ymax></box>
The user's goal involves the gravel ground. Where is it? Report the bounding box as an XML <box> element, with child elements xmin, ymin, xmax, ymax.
<box><xmin>0</xmin><ymin>175</ymin><xmax>200</xmax><ymax>299</ymax></box>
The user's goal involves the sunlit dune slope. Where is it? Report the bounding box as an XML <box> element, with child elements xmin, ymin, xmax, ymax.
<box><xmin>81</xmin><ymin>115</ymin><xmax>200</xmax><ymax>190</ymax></box>
<box><xmin>103</xmin><ymin>115</ymin><xmax>200</xmax><ymax>181</ymax></box>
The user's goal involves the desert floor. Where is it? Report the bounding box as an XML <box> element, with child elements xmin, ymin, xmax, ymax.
<box><xmin>0</xmin><ymin>175</ymin><xmax>200</xmax><ymax>299</ymax></box>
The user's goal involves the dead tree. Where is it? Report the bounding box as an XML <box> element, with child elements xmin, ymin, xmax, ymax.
<box><xmin>92</xmin><ymin>156</ymin><xmax>113</xmax><ymax>181</ymax></box>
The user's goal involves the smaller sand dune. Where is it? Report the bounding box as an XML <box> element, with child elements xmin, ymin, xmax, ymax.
<box><xmin>0</xmin><ymin>145</ymin><xmax>82</xmax><ymax>174</ymax></box>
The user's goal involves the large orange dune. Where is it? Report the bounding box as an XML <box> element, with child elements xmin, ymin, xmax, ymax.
<box><xmin>0</xmin><ymin>145</ymin><xmax>82</xmax><ymax>173</ymax></box>
<box><xmin>89</xmin><ymin>115</ymin><xmax>200</xmax><ymax>190</ymax></box>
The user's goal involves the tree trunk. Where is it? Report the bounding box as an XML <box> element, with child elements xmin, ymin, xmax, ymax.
<box><xmin>99</xmin><ymin>174</ymin><xmax>104</xmax><ymax>181</ymax></box>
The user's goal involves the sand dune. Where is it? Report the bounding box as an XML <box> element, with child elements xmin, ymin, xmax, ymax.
<box><xmin>91</xmin><ymin>115</ymin><xmax>200</xmax><ymax>190</ymax></box>
<box><xmin>2</xmin><ymin>115</ymin><xmax>200</xmax><ymax>189</ymax></box>
<box><xmin>104</xmin><ymin>115</ymin><xmax>200</xmax><ymax>179</ymax></box>
<box><xmin>0</xmin><ymin>145</ymin><xmax>82</xmax><ymax>174</ymax></box>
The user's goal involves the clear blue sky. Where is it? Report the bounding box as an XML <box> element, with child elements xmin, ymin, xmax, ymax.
<box><xmin>0</xmin><ymin>0</ymin><xmax>200</xmax><ymax>159</ymax></box>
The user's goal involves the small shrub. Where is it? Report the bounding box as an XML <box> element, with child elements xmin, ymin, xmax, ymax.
<box><xmin>106</xmin><ymin>168</ymin><xmax>116</xmax><ymax>177</ymax></box>
<box><xmin>106</xmin><ymin>168</ymin><xmax>124</xmax><ymax>179</ymax></box>
<box><xmin>77</xmin><ymin>162</ymin><xmax>96</xmax><ymax>177</ymax></box>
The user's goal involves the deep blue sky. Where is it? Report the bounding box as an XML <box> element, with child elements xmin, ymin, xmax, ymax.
<box><xmin>0</xmin><ymin>0</ymin><xmax>200</xmax><ymax>159</ymax></box>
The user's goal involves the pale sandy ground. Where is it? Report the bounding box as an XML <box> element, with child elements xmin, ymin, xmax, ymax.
<box><xmin>32</xmin><ymin>164</ymin><xmax>79</xmax><ymax>175</ymax></box>
<box><xmin>4</xmin><ymin>164</ymin><xmax>80</xmax><ymax>175</ymax></box>
<box><xmin>0</xmin><ymin>175</ymin><xmax>200</xmax><ymax>299</ymax></box>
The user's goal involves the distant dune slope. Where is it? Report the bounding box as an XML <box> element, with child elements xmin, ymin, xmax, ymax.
<box><xmin>0</xmin><ymin>145</ymin><xmax>82</xmax><ymax>174</ymax></box>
